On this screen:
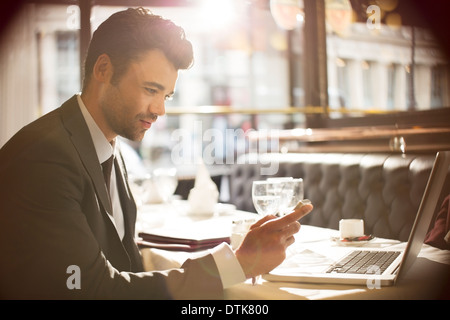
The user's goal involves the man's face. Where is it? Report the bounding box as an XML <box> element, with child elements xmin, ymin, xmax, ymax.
<box><xmin>100</xmin><ymin>50</ymin><xmax>178</xmax><ymax>141</ymax></box>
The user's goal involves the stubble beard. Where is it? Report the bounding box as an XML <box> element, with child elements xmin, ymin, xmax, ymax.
<box><xmin>100</xmin><ymin>85</ymin><xmax>148</xmax><ymax>142</ymax></box>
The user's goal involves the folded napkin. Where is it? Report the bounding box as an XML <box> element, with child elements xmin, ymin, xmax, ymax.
<box><xmin>187</xmin><ymin>159</ymin><xmax>219</xmax><ymax>215</ymax></box>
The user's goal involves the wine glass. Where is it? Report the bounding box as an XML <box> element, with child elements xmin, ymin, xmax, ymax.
<box><xmin>282</xmin><ymin>178</ymin><xmax>304</xmax><ymax>216</ymax></box>
<box><xmin>128</xmin><ymin>173</ymin><xmax>152</xmax><ymax>207</ymax></box>
<box><xmin>252</xmin><ymin>180</ymin><xmax>281</xmax><ymax>216</ymax></box>
<box><xmin>267</xmin><ymin>177</ymin><xmax>294</xmax><ymax>216</ymax></box>
<box><xmin>152</xmin><ymin>167</ymin><xmax>178</xmax><ymax>203</ymax></box>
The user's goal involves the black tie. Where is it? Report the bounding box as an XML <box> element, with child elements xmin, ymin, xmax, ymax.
<box><xmin>102</xmin><ymin>155</ymin><xmax>114</xmax><ymax>192</ymax></box>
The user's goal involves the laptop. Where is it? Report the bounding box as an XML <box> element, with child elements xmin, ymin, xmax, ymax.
<box><xmin>263</xmin><ymin>151</ymin><xmax>450</xmax><ymax>286</ymax></box>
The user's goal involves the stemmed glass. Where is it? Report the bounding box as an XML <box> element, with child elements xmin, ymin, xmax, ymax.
<box><xmin>250</xmin><ymin>177</ymin><xmax>303</xmax><ymax>285</ymax></box>
<box><xmin>253</xmin><ymin>177</ymin><xmax>304</xmax><ymax>216</ymax></box>
<box><xmin>280</xmin><ymin>178</ymin><xmax>304</xmax><ymax>216</ymax></box>
<box><xmin>251</xmin><ymin>180</ymin><xmax>282</xmax><ymax>216</ymax></box>
<box><xmin>267</xmin><ymin>177</ymin><xmax>294</xmax><ymax>216</ymax></box>
<box><xmin>128</xmin><ymin>173</ymin><xmax>152</xmax><ymax>208</ymax></box>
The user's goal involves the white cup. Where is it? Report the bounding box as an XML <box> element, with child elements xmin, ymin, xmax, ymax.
<box><xmin>339</xmin><ymin>219</ymin><xmax>364</xmax><ymax>239</ymax></box>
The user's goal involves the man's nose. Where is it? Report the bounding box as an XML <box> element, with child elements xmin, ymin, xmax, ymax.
<box><xmin>149</xmin><ymin>97</ymin><xmax>166</xmax><ymax>117</ymax></box>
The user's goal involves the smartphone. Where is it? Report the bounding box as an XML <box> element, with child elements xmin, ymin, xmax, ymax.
<box><xmin>294</xmin><ymin>199</ymin><xmax>312</xmax><ymax>210</ymax></box>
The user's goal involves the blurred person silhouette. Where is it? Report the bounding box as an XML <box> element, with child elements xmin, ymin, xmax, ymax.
<box><xmin>425</xmin><ymin>194</ymin><xmax>450</xmax><ymax>250</ymax></box>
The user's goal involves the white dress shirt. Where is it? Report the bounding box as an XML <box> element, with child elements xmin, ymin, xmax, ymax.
<box><xmin>76</xmin><ymin>94</ymin><xmax>246</xmax><ymax>288</ymax></box>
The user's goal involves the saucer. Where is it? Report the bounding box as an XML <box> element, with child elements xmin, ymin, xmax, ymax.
<box><xmin>331</xmin><ymin>235</ymin><xmax>375</xmax><ymax>247</ymax></box>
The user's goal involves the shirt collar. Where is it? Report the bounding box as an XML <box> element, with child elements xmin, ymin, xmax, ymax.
<box><xmin>77</xmin><ymin>93</ymin><xmax>115</xmax><ymax>164</ymax></box>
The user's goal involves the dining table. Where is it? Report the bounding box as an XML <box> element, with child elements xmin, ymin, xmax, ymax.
<box><xmin>137</xmin><ymin>200</ymin><xmax>450</xmax><ymax>300</ymax></box>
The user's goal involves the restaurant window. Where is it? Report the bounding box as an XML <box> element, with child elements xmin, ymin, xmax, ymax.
<box><xmin>2</xmin><ymin>1</ymin><xmax>449</xmax><ymax>161</ymax></box>
<box><xmin>431</xmin><ymin>64</ymin><xmax>449</xmax><ymax>109</ymax></box>
<box><xmin>386</xmin><ymin>63</ymin><xmax>396</xmax><ymax>110</ymax></box>
<box><xmin>333</xmin><ymin>58</ymin><xmax>349</xmax><ymax>109</ymax></box>
<box><xmin>325</xmin><ymin>0</ymin><xmax>449</xmax><ymax>114</ymax></box>
<box><xmin>56</xmin><ymin>31</ymin><xmax>80</xmax><ymax>106</ymax></box>
<box><xmin>35</xmin><ymin>4</ymin><xmax>81</xmax><ymax>115</ymax></box>
<box><xmin>361</xmin><ymin>60</ymin><xmax>373</xmax><ymax>109</ymax></box>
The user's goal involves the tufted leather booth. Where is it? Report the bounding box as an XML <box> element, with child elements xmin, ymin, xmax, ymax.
<box><xmin>229</xmin><ymin>153</ymin><xmax>450</xmax><ymax>242</ymax></box>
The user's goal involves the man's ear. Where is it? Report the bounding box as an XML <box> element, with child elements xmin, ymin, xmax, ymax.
<box><xmin>92</xmin><ymin>54</ymin><xmax>113</xmax><ymax>83</ymax></box>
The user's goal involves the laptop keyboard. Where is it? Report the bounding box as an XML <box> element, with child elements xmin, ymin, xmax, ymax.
<box><xmin>326</xmin><ymin>250</ymin><xmax>401</xmax><ymax>274</ymax></box>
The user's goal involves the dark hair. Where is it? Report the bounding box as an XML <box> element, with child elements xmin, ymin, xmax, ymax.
<box><xmin>82</xmin><ymin>7</ymin><xmax>193</xmax><ymax>90</ymax></box>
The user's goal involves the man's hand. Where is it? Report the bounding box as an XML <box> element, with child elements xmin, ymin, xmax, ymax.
<box><xmin>234</xmin><ymin>201</ymin><xmax>313</xmax><ymax>279</ymax></box>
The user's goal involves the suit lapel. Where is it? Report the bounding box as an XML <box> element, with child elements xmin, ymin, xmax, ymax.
<box><xmin>59</xmin><ymin>96</ymin><xmax>113</xmax><ymax>215</ymax></box>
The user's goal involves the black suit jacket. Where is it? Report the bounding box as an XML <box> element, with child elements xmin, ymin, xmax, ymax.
<box><xmin>0</xmin><ymin>96</ymin><xmax>223</xmax><ymax>299</ymax></box>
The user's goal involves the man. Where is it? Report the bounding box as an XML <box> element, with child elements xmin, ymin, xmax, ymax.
<box><xmin>0</xmin><ymin>7</ymin><xmax>312</xmax><ymax>299</ymax></box>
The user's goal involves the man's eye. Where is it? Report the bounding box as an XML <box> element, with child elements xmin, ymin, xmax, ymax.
<box><xmin>165</xmin><ymin>94</ymin><xmax>174</xmax><ymax>101</ymax></box>
<box><xmin>145</xmin><ymin>88</ymin><xmax>158</xmax><ymax>95</ymax></box>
